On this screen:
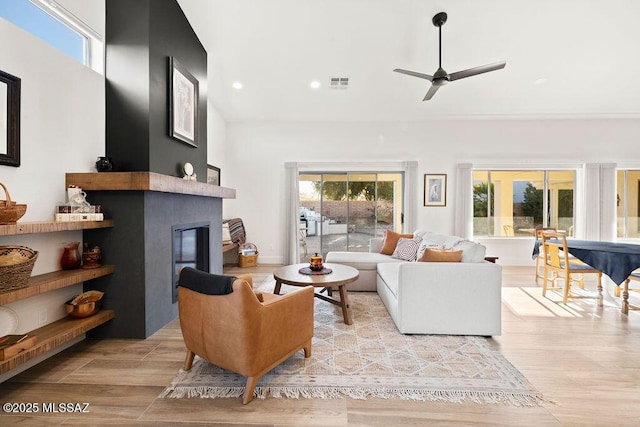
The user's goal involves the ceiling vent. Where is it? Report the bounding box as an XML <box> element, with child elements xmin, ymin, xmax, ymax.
<box><xmin>329</xmin><ymin>77</ymin><xmax>349</xmax><ymax>89</ymax></box>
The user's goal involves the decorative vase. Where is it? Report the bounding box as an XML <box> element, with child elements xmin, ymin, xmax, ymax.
<box><xmin>61</xmin><ymin>242</ymin><xmax>81</xmax><ymax>270</ymax></box>
<box><xmin>95</xmin><ymin>156</ymin><xmax>114</xmax><ymax>172</ymax></box>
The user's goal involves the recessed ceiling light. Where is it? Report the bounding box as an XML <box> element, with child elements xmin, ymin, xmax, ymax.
<box><xmin>310</xmin><ymin>80</ymin><xmax>321</xmax><ymax>89</ymax></box>
<box><xmin>232</xmin><ymin>81</ymin><xmax>243</xmax><ymax>90</ymax></box>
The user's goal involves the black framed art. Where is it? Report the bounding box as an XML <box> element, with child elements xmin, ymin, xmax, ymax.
<box><xmin>169</xmin><ymin>57</ymin><xmax>199</xmax><ymax>147</ymax></box>
<box><xmin>207</xmin><ymin>164</ymin><xmax>221</xmax><ymax>186</ymax></box>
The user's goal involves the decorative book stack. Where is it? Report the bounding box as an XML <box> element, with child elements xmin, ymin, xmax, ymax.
<box><xmin>54</xmin><ymin>205</ymin><xmax>103</xmax><ymax>222</ymax></box>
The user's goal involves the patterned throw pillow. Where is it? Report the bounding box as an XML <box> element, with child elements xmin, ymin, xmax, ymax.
<box><xmin>419</xmin><ymin>248</ymin><xmax>463</xmax><ymax>262</ymax></box>
<box><xmin>380</xmin><ymin>230</ymin><xmax>414</xmax><ymax>255</ymax></box>
<box><xmin>392</xmin><ymin>237</ymin><xmax>421</xmax><ymax>261</ymax></box>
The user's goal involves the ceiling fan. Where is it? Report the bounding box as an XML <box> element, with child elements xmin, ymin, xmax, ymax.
<box><xmin>393</xmin><ymin>12</ymin><xmax>506</xmax><ymax>101</ymax></box>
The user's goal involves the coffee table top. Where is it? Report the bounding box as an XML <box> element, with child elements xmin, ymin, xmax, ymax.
<box><xmin>273</xmin><ymin>263</ymin><xmax>359</xmax><ymax>287</ymax></box>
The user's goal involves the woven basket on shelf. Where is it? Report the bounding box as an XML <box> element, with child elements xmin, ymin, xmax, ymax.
<box><xmin>0</xmin><ymin>182</ymin><xmax>27</xmax><ymax>225</ymax></box>
<box><xmin>0</xmin><ymin>246</ymin><xmax>39</xmax><ymax>292</ymax></box>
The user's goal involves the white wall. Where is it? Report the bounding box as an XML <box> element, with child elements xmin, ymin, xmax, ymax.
<box><xmin>222</xmin><ymin>119</ymin><xmax>640</xmax><ymax>265</ymax></box>
<box><xmin>0</xmin><ymin>3</ymin><xmax>105</xmax><ymax>380</ymax></box>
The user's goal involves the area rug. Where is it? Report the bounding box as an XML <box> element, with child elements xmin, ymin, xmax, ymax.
<box><xmin>160</xmin><ymin>284</ymin><xmax>544</xmax><ymax>406</ymax></box>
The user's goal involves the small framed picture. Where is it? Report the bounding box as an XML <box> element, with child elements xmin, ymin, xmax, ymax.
<box><xmin>424</xmin><ymin>174</ymin><xmax>446</xmax><ymax>206</ymax></box>
<box><xmin>207</xmin><ymin>164</ymin><xmax>221</xmax><ymax>186</ymax></box>
<box><xmin>169</xmin><ymin>57</ymin><xmax>199</xmax><ymax>147</ymax></box>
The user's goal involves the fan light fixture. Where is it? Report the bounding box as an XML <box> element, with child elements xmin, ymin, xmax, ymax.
<box><xmin>393</xmin><ymin>12</ymin><xmax>506</xmax><ymax>101</ymax></box>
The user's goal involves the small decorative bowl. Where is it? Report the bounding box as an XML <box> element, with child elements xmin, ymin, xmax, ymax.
<box><xmin>65</xmin><ymin>300</ymin><xmax>101</xmax><ymax>318</ymax></box>
<box><xmin>65</xmin><ymin>290</ymin><xmax>104</xmax><ymax>318</ymax></box>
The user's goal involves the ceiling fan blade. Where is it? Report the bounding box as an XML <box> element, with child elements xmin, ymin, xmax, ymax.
<box><xmin>448</xmin><ymin>61</ymin><xmax>506</xmax><ymax>81</ymax></box>
<box><xmin>423</xmin><ymin>85</ymin><xmax>440</xmax><ymax>101</ymax></box>
<box><xmin>393</xmin><ymin>68</ymin><xmax>434</xmax><ymax>81</ymax></box>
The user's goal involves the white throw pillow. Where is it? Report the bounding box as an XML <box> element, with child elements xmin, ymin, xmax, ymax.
<box><xmin>452</xmin><ymin>239</ymin><xmax>487</xmax><ymax>263</ymax></box>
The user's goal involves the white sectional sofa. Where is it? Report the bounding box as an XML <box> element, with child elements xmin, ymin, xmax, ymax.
<box><xmin>325</xmin><ymin>232</ymin><xmax>502</xmax><ymax>336</ymax></box>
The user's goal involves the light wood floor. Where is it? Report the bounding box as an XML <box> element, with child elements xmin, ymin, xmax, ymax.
<box><xmin>1</xmin><ymin>266</ymin><xmax>639</xmax><ymax>426</ymax></box>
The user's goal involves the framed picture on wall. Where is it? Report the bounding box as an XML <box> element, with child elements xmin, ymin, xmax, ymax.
<box><xmin>169</xmin><ymin>57</ymin><xmax>199</xmax><ymax>147</ymax></box>
<box><xmin>207</xmin><ymin>164</ymin><xmax>221</xmax><ymax>186</ymax></box>
<box><xmin>424</xmin><ymin>174</ymin><xmax>446</xmax><ymax>206</ymax></box>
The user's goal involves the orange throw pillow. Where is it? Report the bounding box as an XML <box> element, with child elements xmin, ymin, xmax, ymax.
<box><xmin>380</xmin><ymin>230</ymin><xmax>414</xmax><ymax>255</ymax></box>
<box><xmin>419</xmin><ymin>248</ymin><xmax>463</xmax><ymax>262</ymax></box>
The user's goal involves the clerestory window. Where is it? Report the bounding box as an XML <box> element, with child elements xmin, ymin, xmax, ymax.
<box><xmin>0</xmin><ymin>0</ymin><xmax>103</xmax><ymax>73</ymax></box>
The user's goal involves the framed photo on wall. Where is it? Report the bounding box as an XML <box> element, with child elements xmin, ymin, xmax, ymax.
<box><xmin>207</xmin><ymin>164</ymin><xmax>221</xmax><ymax>186</ymax></box>
<box><xmin>169</xmin><ymin>57</ymin><xmax>199</xmax><ymax>147</ymax></box>
<box><xmin>424</xmin><ymin>174</ymin><xmax>446</xmax><ymax>206</ymax></box>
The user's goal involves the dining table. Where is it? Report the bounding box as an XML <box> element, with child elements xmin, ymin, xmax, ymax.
<box><xmin>533</xmin><ymin>239</ymin><xmax>640</xmax><ymax>313</ymax></box>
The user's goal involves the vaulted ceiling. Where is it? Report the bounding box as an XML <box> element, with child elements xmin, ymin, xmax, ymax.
<box><xmin>177</xmin><ymin>0</ymin><xmax>640</xmax><ymax>122</ymax></box>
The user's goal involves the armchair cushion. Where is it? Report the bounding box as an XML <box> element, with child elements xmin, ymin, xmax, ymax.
<box><xmin>178</xmin><ymin>267</ymin><xmax>235</xmax><ymax>295</ymax></box>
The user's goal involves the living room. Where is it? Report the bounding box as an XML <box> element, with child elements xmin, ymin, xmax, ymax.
<box><xmin>1</xmin><ymin>0</ymin><xmax>639</xmax><ymax>425</ymax></box>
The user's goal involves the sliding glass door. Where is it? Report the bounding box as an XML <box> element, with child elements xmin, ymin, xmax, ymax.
<box><xmin>298</xmin><ymin>172</ymin><xmax>403</xmax><ymax>262</ymax></box>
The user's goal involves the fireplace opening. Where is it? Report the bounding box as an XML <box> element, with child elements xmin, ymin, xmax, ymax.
<box><xmin>172</xmin><ymin>222</ymin><xmax>210</xmax><ymax>303</ymax></box>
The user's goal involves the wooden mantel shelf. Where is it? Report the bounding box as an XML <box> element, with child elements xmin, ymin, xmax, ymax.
<box><xmin>66</xmin><ymin>172</ymin><xmax>236</xmax><ymax>199</ymax></box>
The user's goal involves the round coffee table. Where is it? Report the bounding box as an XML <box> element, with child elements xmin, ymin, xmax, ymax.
<box><xmin>273</xmin><ymin>263</ymin><xmax>359</xmax><ymax>325</ymax></box>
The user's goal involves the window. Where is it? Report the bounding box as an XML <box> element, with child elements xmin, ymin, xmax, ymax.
<box><xmin>0</xmin><ymin>0</ymin><xmax>103</xmax><ymax>72</ymax></box>
<box><xmin>298</xmin><ymin>172</ymin><xmax>404</xmax><ymax>262</ymax></box>
<box><xmin>472</xmin><ymin>170</ymin><xmax>576</xmax><ymax>237</ymax></box>
<box><xmin>616</xmin><ymin>170</ymin><xmax>640</xmax><ymax>238</ymax></box>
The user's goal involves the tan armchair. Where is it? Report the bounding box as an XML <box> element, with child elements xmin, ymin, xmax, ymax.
<box><xmin>177</xmin><ymin>268</ymin><xmax>314</xmax><ymax>404</ymax></box>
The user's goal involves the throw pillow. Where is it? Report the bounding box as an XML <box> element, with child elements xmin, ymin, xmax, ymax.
<box><xmin>419</xmin><ymin>248</ymin><xmax>463</xmax><ymax>263</ymax></box>
<box><xmin>222</xmin><ymin>223</ymin><xmax>233</xmax><ymax>244</ymax></box>
<box><xmin>380</xmin><ymin>230</ymin><xmax>414</xmax><ymax>255</ymax></box>
<box><xmin>391</xmin><ymin>237</ymin><xmax>421</xmax><ymax>261</ymax></box>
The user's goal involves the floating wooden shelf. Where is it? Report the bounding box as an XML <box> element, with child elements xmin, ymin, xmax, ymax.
<box><xmin>0</xmin><ymin>220</ymin><xmax>114</xmax><ymax>237</ymax></box>
<box><xmin>0</xmin><ymin>265</ymin><xmax>115</xmax><ymax>305</ymax></box>
<box><xmin>0</xmin><ymin>310</ymin><xmax>115</xmax><ymax>374</ymax></box>
<box><xmin>66</xmin><ymin>172</ymin><xmax>236</xmax><ymax>199</ymax></box>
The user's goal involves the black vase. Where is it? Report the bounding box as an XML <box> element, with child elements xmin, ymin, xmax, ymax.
<box><xmin>95</xmin><ymin>156</ymin><xmax>114</xmax><ymax>172</ymax></box>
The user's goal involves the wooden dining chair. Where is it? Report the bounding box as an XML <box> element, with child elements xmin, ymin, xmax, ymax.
<box><xmin>540</xmin><ymin>231</ymin><xmax>602</xmax><ymax>304</ymax></box>
<box><xmin>503</xmin><ymin>224</ymin><xmax>514</xmax><ymax>237</ymax></box>
<box><xmin>535</xmin><ymin>227</ymin><xmax>557</xmax><ymax>284</ymax></box>
<box><xmin>620</xmin><ymin>271</ymin><xmax>640</xmax><ymax>315</ymax></box>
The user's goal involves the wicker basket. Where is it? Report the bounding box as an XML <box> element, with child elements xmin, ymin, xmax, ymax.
<box><xmin>0</xmin><ymin>182</ymin><xmax>27</xmax><ymax>225</ymax></box>
<box><xmin>238</xmin><ymin>243</ymin><xmax>258</xmax><ymax>268</ymax></box>
<box><xmin>0</xmin><ymin>246</ymin><xmax>39</xmax><ymax>292</ymax></box>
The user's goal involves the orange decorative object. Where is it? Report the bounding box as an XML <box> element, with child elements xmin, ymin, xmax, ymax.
<box><xmin>309</xmin><ymin>253</ymin><xmax>323</xmax><ymax>271</ymax></box>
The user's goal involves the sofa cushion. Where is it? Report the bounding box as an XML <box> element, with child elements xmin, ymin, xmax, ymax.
<box><xmin>391</xmin><ymin>237</ymin><xmax>420</xmax><ymax>261</ymax></box>
<box><xmin>419</xmin><ymin>248</ymin><xmax>463</xmax><ymax>262</ymax></box>
<box><xmin>451</xmin><ymin>240</ymin><xmax>487</xmax><ymax>263</ymax></box>
<box><xmin>377</xmin><ymin>262</ymin><xmax>401</xmax><ymax>297</ymax></box>
<box><xmin>379</xmin><ymin>230</ymin><xmax>414</xmax><ymax>255</ymax></box>
<box><xmin>326</xmin><ymin>251</ymin><xmax>402</xmax><ymax>270</ymax></box>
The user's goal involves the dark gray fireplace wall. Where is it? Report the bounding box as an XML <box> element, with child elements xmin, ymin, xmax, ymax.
<box><xmin>105</xmin><ymin>0</ymin><xmax>207</xmax><ymax>179</ymax></box>
<box><xmin>84</xmin><ymin>191</ymin><xmax>223</xmax><ymax>339</ymax></box>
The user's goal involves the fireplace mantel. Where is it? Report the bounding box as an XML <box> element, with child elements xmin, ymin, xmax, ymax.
<box><xmin>65</xmin><ymin>172</ymin><xmax>235</xmax><ymax>199</ymax></box>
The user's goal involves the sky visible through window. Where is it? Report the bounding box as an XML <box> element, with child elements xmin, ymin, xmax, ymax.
<box><xmin>0</xmin><ymin>0</ymin><xmax>85</xmax><ymax>64</ymax></box>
